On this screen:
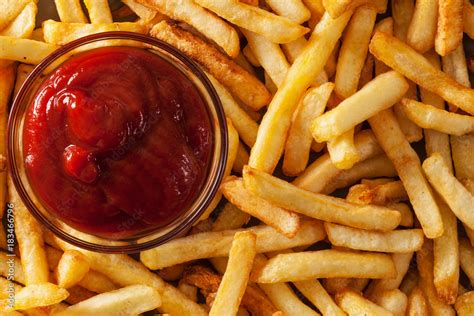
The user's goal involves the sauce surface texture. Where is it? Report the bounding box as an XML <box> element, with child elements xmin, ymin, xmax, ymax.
<box><xmin>23</xmin><ymin>46</ymin><xmax>213</xmax><ymax>238</ymax></box>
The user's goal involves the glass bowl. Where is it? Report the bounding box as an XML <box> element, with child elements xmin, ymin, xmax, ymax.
<box><xmin>8</xmin><ymin>31</ymin><xmax>228</xmax><ymax>253</ymax></box>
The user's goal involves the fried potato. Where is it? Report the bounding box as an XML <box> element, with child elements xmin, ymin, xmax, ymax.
<box><xmin>0</xmin><ymin>0</ymin><xmax>31</xmax><ymax>31</ymax></box>
<box><xmin>459</xmin><ymin>238</ymin><xmax>474</xmax><ymax>286</ymax></box>
<box><xmin>442</xmin><ymin>42</ymin><xmax>471</xmax><ymax>111</ymax></box>
<box><xmin>55</xmin><ymin>285</ymin><xmax>161</xmax><ymax>316</ymax></box>
<box><xmin>0</xmin><ymin>2</ymin><xmax>37</xmax><ymax>39</ymax></box>
<box><xmin>406</xmin><ymin>0</ymin><xmax>438</xmax><ymax>53</ymax></box>
<box><xmin>210</xmin><ymin>231</ymin><xmax>256</xmax><ymax>316</ymax></box>
<box><xmin>456</xmin><ymin>291</ymin><xmax>474</xmax><ymax>315</ymax></box>
<box><xmin>392</xmin><ymin>0</ymin><xmax>415</xmax><ymax>41</ymax></box>
<box><xmin>2</xmin><ymin>283</ymin><xmax>69</xmax><ymax>311</ymax></box>
<box><xmin>0</xmin><ymin>252</ymin><xmax>25</xmax><ymax>284</ymax></box>
<box><xmin>464</xmin><ymin>0</ymin><xmax>474</xmax><ymax>38</ymax></box>
<box><xmin>387</xmin><ymin>203</ymin><xmax>414</xmax><ymax>227</ymax></box>
<box><xmin>435</xmin><ymin>0</ymin><xmax>463</xmax><ymax>56</ymax></box>
<box><xmin>151</xmin><ymin>21</ymin><xmax>270</xmax><ymax>110</ymax></box>
<box><xmin>55</xmin><ymin>250</ymin><xmax>90</xmax><ymax>289</ymax></box>
<box><xmin>327</xmin><ymin>129</ymin><xmax>360</xmax><ymax>169</ymax></box>
<box><xmin>193</xmin><ymin>0</ymin><xmax>308</xmax><ymax>43</ymax></box>
<box><xmin>265</xmin><ymin>0</ymin><xmax>311</xmax><ymax>24</ymax></box>
<box><xmin>0</xmin><ymin>37</ymin><xmax>57</xmax><ymax>64</ymax></box>
<box><xmin>336</xmin><ymin>290</ymin><xmax>393</xmax><ymax>315</ymax></box>
<box><xmin>212</xmin><ymin>202</ymin><xmax>250</xmax><ymax>232</ymax></box>
<box><xmin>54</xmin><ymin>0</ymin><xmax>88</xmax><ymax>23</ymax></box>
<box><xmin>347</xmin><ymin>181</ymin><xmax>408</xmax><ymax>205</ymax></box>
<box><xmin>83</xmin><ymin>0</ymin><xmax>113</xmax><ymax>24</ymax></box>
<box><xmin>369</xmin><ymin>32</ymin><xmax>474</xmax><ymax>115</ymax></box>
<box><xmin>221</xmin><ymin>178</ymin><xmax>300</xmax><ymax>238</ymax></box>
<box><xmin>244</xmin><ymin>166</ymin><xmax>401</xmax><ymax>231</ymax></box>
<box><xmin>407</xmin><ymin>286</ymin><xmax>430</xmax><ymax>316</ymax></box>
<box><xmin>259</xmin><ymin>282</ymin><xmax>319</xmax><ymax>316</ymax></box>
<box><xmin>372</xmin><ymin>289</ymin><xmax>408</xmax><ymax>316</ymax></box>
<box><xmin>249</xmin><ymin>11</ymin><xmax>351</xmax><ymax>173</ymax></box>
<box><xmin>322</xmin><ymin>0</ymin><xmax>387</xmax><ymax>18</ymax></box>
<box><xmin>294</xmin><ymin>280</ymin><xmax>346</xmax><ymax>316</ymax></box>
<box><xmin>423</xmin><ymin>153</ymin><xmax>474</xmax><ymax>230</ymax></box>
<box><xmin>122</xmin><ymin>0</ymin><xmax>157</xmax><ymax>21</ymax></box>
<box><xmin>282</xmin><ymin>37</ymin><xmax>308</xmax><ymax>63</ymax></box>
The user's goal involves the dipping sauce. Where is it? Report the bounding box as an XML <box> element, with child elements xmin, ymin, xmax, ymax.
<box><xmin>23</xmin><ymin>47</ymin><xmax>213</xmax><ymax>239</ymax></box>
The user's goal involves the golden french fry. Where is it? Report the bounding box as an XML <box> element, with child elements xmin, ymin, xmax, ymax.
<box><xmin>407</xmin><ymin>286</ymin><xmax>430</xmax><ymax>316</ymax></box>
<box><xmin>335</xmin><ymin>289</ymin><xmax>394</xmax><ymax>316</ymax></box>
<box><xmin>369</xmin><ymin>108</ymin><xmax>443</xmax><ymax>238</ymax></box>
<box><xmin>388</xmin><ymin>203</ymin><xmax>414</xmax><ymax>227</ymax></box>
<box><xmin>0</xmin><ymin>0</ymin><xmax>31</xmax><ymax>31</ymax></box>
<box><xmin>294</xmin><ymin>280</ymin><xmax>346</xmax><ymax>316</ymax></box>
<box><xmin>465</xmin><ymin>0</ymin><xmax>474</xmax><ymax>38</ymax></box>
<box><xmin>55</xmin><ymin>285</ymin><xmax>161</xmax><ymax>316</ymax></box>
<box><xmin>212</xmin><ymin>202</ymin><xmax>250</xmax><ymax>232</ymax></box>
<box><xmin>210</xmin><ymin>231</ymin><xmax>256</xmax><ymax>316</ymax></box>
<box><xmin>54</xmin><ymin>0</ymin><xmax>88</xmax><ymax>23</ymax></box>
<box><xmin>369</xmin><ymin>32</ymin><xmax>474</xmax><ymax>115</ymax></box>
<box><xmin>451</xmin><ymin>133</ymin><xmax>474</xmax><ymax>192</ymax></box>
<box><xmin>122</xmin><ymin>0</ymin><xmax>157</xmax><ymax>21</ymax></box>
<box><xmin>373</xmin><ymin>17</ymin><xmax>393</xmax><ymax>76</ymax></box>
<box><xmin>282</xmin><ymin>36</ymin><xmax>308</xmax><ymax>63</ymax></box>
<box><xmin>372</xmin><ymin>289</ymin><xmax>408</xmax><ymax>316</ymax></box>
<box><xmin>249</xmin><ymin>11</ymin><xmax>351</xmax><ymax>173</ymax></box>
<box><xmin>221</xmin><ymin>178</ymin><xmax>300</xmax><ymax>238</ymax></box>
<box><xmin>456</xmin><ymin>291</ymin><xmax>474</xmax><ymax>315</ymax></box>
<box><xmin>55</xmin><ymin>250</ymin><xmax>90</xmax><ymax>289</ymax></box>
<box><xmin>2</xmin><ymin>283</ymin><xmax>69</xmax><ymax>311</ymax></box>
<box><xmin>334</xmin><ymin>5</ymin><xmax>377</xmax><ymax>99</ymax></box>
<box><xmin>303</xmin><ymin>0</ymin><xmax>325</xmax><ymax>29</ymax></box>
<box><xmin>0</xmin><ymin>37</ymin><xmax>57</xmax><ymax>64</ymax></box>
<box><xmin>406</xmin><ymin>0</ymin><xmax>438</xmax><ymax>53</ymax></box>
<box><xmin>234</xmin><ymin>52</ymin><xmax>256</xmax><ymax>77</ymax></box>
<box><xmin>347</xmin><ymin>181</ymin><xmax>408</xmax><ymax>205</ymax></box>
<box><xmin>265</xmin><ymin>0</ymin><xmax>311</xmax><ymax>24</ymax></box>
<box><xmin>435</xmin><ymin>0</ymin><xmax>463</xmax><ymax>56</ymax></box>
<box><xmin>423</xmin><ymin>153</ymin><xmax>474</xmax><ymax>230</ymax></box>
<box><xmin>322</xmin><ymin>0</ymin><xmax>388</xmax><ymax>18</ymax></box>
<box><xmin>151</xmin><ymin>21</ymin><xmax>270</xmax><ymax>111</ymax></box>
<box><xmin>442</xmin><ymin>42</ymin><xmax>471</xmax><ymax>111</ymax></box>
<box><xmin>193</xmin><ymin>0</ymin><xmax>308</xmax><ymax>43</ymax></box>
<box><xmin>361</xmin><ymin>177</ymin><xmax>394</xmax><ymax>187</ymax></box>
<box><xmin>392</xmin><ymin>0</ymin><xmax>415</xmax><ymax>41</ymax></box>
<box><xmin>460</xmin><ymin>238</ymin><xmax>474</xmax><ymax>286</ymax></box>
<box><xmin>259</xmin><ymin>282</ymin><xmax>319</xmax><ymax>316</ymax></box>
<box><xmin>83</xmin><ymin>0</ymin><xmax>113</xmax><ymax>24</ymax></box>
<box><xmin>0</xmin><ymin>2</ymin><xmax>36</xmax><ymax>39</ymax></box>
<box><xmin>242</xmin><ymin>45</ymin><xmax>260</xmax><ymax>67</ymax></box>
<box><xmin>233</xmin><ymin>142</ymin><xmax>249</xmax><ymax>174</ymax></box>
<box><xmin>327</xmin><ymin>129</ymin><xmax>360</xmax><ymax>169</ymax></box>
<box><xmin>283</xmin><ymin>83</ymin><xmax>333</xmax><ymax>176</ymax></box>
<box><xmin>244</xmin><ymin>166</ymin><xmax>401</xmax><ymax>231</ymax></box>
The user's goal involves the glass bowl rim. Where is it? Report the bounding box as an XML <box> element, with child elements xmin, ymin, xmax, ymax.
<box><xmin>7</xmin><ymin>31</ymin><xmax>228</xmax><ymax>253</ymax></box>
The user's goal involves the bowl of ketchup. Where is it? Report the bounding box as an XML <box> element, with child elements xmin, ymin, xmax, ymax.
<box><xmin>8</xmin><ymin>32</ymin><xmax>228</xmax><ymax>253</ymax></box>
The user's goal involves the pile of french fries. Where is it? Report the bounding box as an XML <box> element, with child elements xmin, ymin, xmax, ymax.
<box><xmin>0</xmin><ymin>0</ymin><xmax>473</xmax><ymax>315</ymax></box>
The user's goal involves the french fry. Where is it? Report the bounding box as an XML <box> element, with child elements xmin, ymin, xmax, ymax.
<box><xmin>327</xmin><ymin>129</ymin><xmax>360</xmax><ymax>169</ymax></box>
<box><xmin>325</xmin><ymin>40</ymin><xmax>340</xmax><ymax>79</ymax></box>
<box><xmin>369</xmin><ymin>108</ymin><xmax>443</xmax><ymax>238</ymax></box>
<box><xmin>65</xmin><ymin>286</ymin><xmax>95</xmax><ymax>305</ymax></box>
<box><xmin>423</xmin><ymin>153</ymin><xmax>474</xmax><ymax>230</ymax></box>
<box><xmin>401</xmin><ymin>98</ymin><xmax>474</xmax><ymax>135</ymax></box>
<box><xmin>193</xmin><ymin>0</ymin><xmax>308</xmax><ymax>43</ymax></box>
<box><xmin>334</xmin><ymin>5</ymin><xmax>377</xmax><ymax>99</ymax></box>
<box><xmin>0</xmin><ymin>2</ymin><xmax>37</xmax><ymax>39</ymax></box>
<box><xmin>259</xmin><ymin>282</ymin><xmax>319</xmax><ymax>316</ymax></box>
<box><xmin>283</xmin><ymin>83</ymin><xmax>333</xmax><ymax>176</ymax></box>
<box><xmin>322</xmin><ymin>0</ymin><xmax>388</xmax><ymax>18</ymax></box>
<box><xmin>233</xmin><ymin>142</ymin><xmax>249</xmax><ymax>174</ymax></box>
<box><xmin>242</xmin><ymin>45</ymin><xmax>260</xmax><ymax>67</ymax></box>
<box><xmin>435</xmin><ymin>0</ymin><xmax>463</xmax><ymax>56</ymax></box>
<box><xmin>314</xmin><ymin>71</ymin><xmax>409</xmax><ymax>141</ymax></box>
<box><xmin>406</xmin><ymin>0</ymin><xmax>438</xmax><ymax>53</ymax></box>
<box><xmin>265</xmin><ymin>0</ymin><xmax>311</xmax><ymax>24</ymax></box>
<box><xmin>1</xmin><ymin>283</ymin><xmax>69</xmax><ymax>311</ymax></box>
<box><xmin>392</xmin><ymin>0</ymin><xmax>415</xmax><ymax>41</ymax></box>
<box><xmin>372</xmin><ymin>289</ymin><xmax>408</xmax><ymax>316</ymax></box>
<box><xmin>141</xmin><ymin>219</ymin><xmax>325</xmax><ymax>269</ymax></box>
<box><xmin>459</xmin><ymin>238</ymin><xmax>474</xmax><ymax>286</ymax></box>
<box><xmin>361</xmin><ymin>177</ymin><xmax>394</xmax><ymax>187</ymax></box>
<box><xmin>55</xmin><ymin>250</ymin><xmax>90</xmax><ymax>289</ymax></box>
<box><xmin>0</xmin><ymin>37</ymin><xmax>57</xmax><ymax>64</ymax></box>
<box><xmin>55</xmin><ymin>285</ymin><xmax>161</xmax><ymax>316</ymax></box>
<box><xmin>293</xmin><ymin>280</ymin><xmax>346</xmax><ymax>316</ymax></box>
<box><xmin>0</xmin><ymin>0</ymin><xmax>32</xmax><ymax>31</ymax></box>
<box><xmin>210</xmin><ymin>231</ymin><xmax>256</xmax><ymax>316</ymax></box>
<box><xmin>303</xmin><ymin>0</ymin><xmax>325</xmax><ymax>29</ymax></box>
<box><xmin>369</xmin><ymin>32</ymin><xmax>474</xmax><ymax>115</ymax></box>
<box><xmin>0</xmin><ymin>252</ymin><xmax>25</xmax><ymax>284</ymax></box>
<box><xmin>54</xmin><ymin>0</ymin><xmax>88</xmax><ymax>23</ymax></box>
<box><xmin>455</xmin><ymin>291</ymin><xmax>474</xmax><ymax>315</ymax></box>
<box><xmin>249</xmin><ymin>11</ymin><xmax>351</xmax><ymax>173</ymax></box>
<box><xmin>464</xmin><ymin>0</ymin><xmax>474</xmax><ymax>38</ymax></box>
<box><xmin>325</xmin><ymin>223</ymin><xmax>424</xmax><ymax>253</ymax></box>
<box><xmin>221</xmin><ymin>178</ymin><xmax>300</xmax><ymax>238</ymax></box>
<box><xmin>347</xmin><ymin>181</ymin><xmax>408</xmax><ymax>205</ymax></box>
<box><xmin>335</xmin><ymin>289</ymin><xmax>393</xmax><ymax>316</ymax></box>
<box><xmin>252</xmin><ymin>250</ymin><xmax>396</xmax><ymax>283</ymax></box>
<box><xmin>399</xmin><ymin>267</ymin><xmax>419</xmax><ymax>295</ymax></box>
<box><xmin>122</xmin><ymin>0</ymin><xmax>157</xmax><ymax>21</ymax></box>
<box><xmin>407</xmin><ymin>287</ymin><xmax>430</xmax><ymax>316</ymax></box>
<box><xmin>323</xmin><ymin>277</ymin><xmax>352</xmax><ymax>295</ymax></box>
<box><xmin>388</xmin><ymin>203</ymin><xmax>414</xmax><ymax>227</ymax></box>
<box><xmin>151</xmin><ymin>21</ymin><xmax>270</xmax><ymax>111</ymax></box>
<box><xmin>244</xmin><ymin>166</ymin><xmax>401</xmax><ymax>231</ymax></box>
<box><xmin>281</xmin><ymin>37</ymin><xmax>308</xmax><ymax>64</ymax></box>
<box><xmin>373</xmin><ymin>17</ymin><xmax>394</xmax><ymax>76</ymax></box>
<box><xmin>83</xmin><ymin>0</ymin><xmax>113</xmax><ymax>24</ymax></box>
<box><xmin>442</xmin><ymin>42</ymin><xmax>471</xmax><ymax>111</ymax></box>
<box><xmin>212</xmin><ymin>202</ymin><xmax>250</xmax><ymax>232</ymax></box>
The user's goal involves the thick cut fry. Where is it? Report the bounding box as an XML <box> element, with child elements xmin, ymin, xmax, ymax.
<box><xmin>210</xmin><ymin>231</ymin><xmax>256</xmax><ymax>316</ymax></box>
<box><xmin>0</xmin><ymin>37</ymin><xmax>57</xmax><ymax>64</ymax></box>
<box><xmin>244</xmin><ymin>166</ymin><xmax>401</xmax><ymax>231</ymax></box>
<box><xmin>55</xmin><ymin>250</ymin><xmax>90</xmax><ymax>289</ymax></box>
<box><xmin>193</xmin><ymin>0</ymin><xmax>308</xmax><ymax>43</ymax></box>
<box><xmin>283</xmin><ymin>83</ymin><xmax>333</xmax><ymax>176</ymax></box>
<box><xmin>314</xmin><ymin>71</ymin><xmax>409</xmax><ymax>141</ymax></box>
<box><xmin>407</xmin><ymin>287</ymin><xmax>430</xmax><ymax>316</ymax></box>
<box><xmin>336</xmin><ymin>290</ymin><xmax>394</xmax><ymax>315</ymax></box>
<box><xmin>294</xmin><ymin>280</ymin><xmax>346</xmax><ymax>316</ymax></box>
<box><xmin>460</xmin><ymin>238</ymin><xmax>474</xmax><ymax>286</ymax></box>
<box><xmin>252</xmin><ymin>250</ymin><xmax>396</xmax><ymax>283</ymax></box>
<box><xmin>465</xmin><ymin>0</ymin><xmax>474</xmax><ymax>38</ymax></box>
<box><xmin>372</xmin><ymin>289</ymin><xmax>408</xmax><ymax>316</ymax></box>
<box><xmin>141</xmin><ymin>220</ymin><xmax>325</xmax><ymax>269</ymax></box>
<box><xmin>423</xmin><ymin>153</ymin><xmax>474</xmax><ymax>230</ymax></box>
<box><xmin>368</xmin><ymin>108</ymin><xmax>443</xmax><ymax>238</ymax></box>
<box><xmin>221</xmin><ymin>178</ymin><xmax>300</xmax><ymax>238</ymax></box>
<box><xmin>2</xmin><ymin>283</ymin><xmax>69</xmax><ymax>311</ymax></box>
<box><xmin>55</xmin><ymin>285</ymin><xmax>161</xmax><ymax>316</ymax></box>
<box><xmin>401</xmin><ymin>98</ymin><xmax>474</xmax><ymax>135</ymax></box>
<box><xmin>326</xmin><ymin>223</ymin><xmax>424</xmax><ymax>252</ymax></box>
<box><xmin>137</xmin><ymin>0</ymin><xmax>239</xmax><ymax>57</ymax></box>
<box><xmin>369</xmin><ymin>32</ymin><xmax>474</xmax><ymax>115</ymax></box>
<box><xmin>334</xmin><ymin>5</ymin><xmax>377</xmax><ymax>99</ymax></box>
<box><xmin>249</xmin><ymin>11</ymin><xmax>351</xmax><ymax>173</ymax></box>
<box><xmin>406</xmin><ymin>0</ymin><xmax>438</xmax><ymax>53</ymax></box>
<box><xmin>456</xmin><ymin>291</ymin><xmax>474</xmax><ymax>315</ymax></box>
<box><xmin>327</xmin><ymin>129</ymin><xmax>360</xmax><ymax>169</ymax></box>
<box><xmin>54</xmin><ymin>0</ymin><xmax>88</xmax><ymax>23</ymax></box>
<box><xmin>83</xmin><ymin>0</ymin><xmax>113</xmax><ymax>24</ymax></box>
<box><xmin>435</xmin><ymin>0</ymin><xmax>463</xmax><ymax>56</ymax></box>
<box><xmin>259</xmin><ymin>282</ymin><xmax>319</xmax><ymax>316</ymax></box>
<box><xmin>0</xmin><ymin>2</ymin><xmax>37</xmax><ymax>39</ymax></box>
<box><xmin>151</xmin><ymin>21</ymin><xmax>270</xmax><ymax>110</ymax></box>
<box><xmin>265</xmin><ymin>0</ymin><xmax>311</xmax><ymax>24</ymax></box>
<box><xmin>322</xmin><ymin>0</ymin><xmax>387</xmax><ymax>18</ymax></box>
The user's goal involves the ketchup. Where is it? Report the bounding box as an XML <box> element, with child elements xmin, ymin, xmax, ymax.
<box><xmin>23</xmin><ymin>47</ymin><xmax>213</xmax><ymax>239</ymax></box>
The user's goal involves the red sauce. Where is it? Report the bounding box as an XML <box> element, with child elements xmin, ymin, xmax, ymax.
<box><xmin>23</xmin><ymin>47</ymin><xmax>213</xmax><ymax>239</ymax></box>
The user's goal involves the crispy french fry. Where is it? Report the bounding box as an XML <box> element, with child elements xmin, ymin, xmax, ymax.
<box><xmin>249</xmin><ymin>11</ymin><xmax>351</xmax><ymax>173</ymax></box>
<box><xmin>327</xmin><ymin>129</ymin><xmax>360</xmax><ymax>169</ymax></box>
<box><xmin>193</xmin><ymin>0</ymin><xmax>308</xmax><ymax>43</ymax></box>
<box><xmin>83</xmin><ymin>0</ymin><xmax>113</xmax><ymax>24</ymax></box>
<box><xmin>406</xmin><ymin>0</ymin><xmax>438</xmax><ymax>53</ymax></box>
<box><xmin>281</xmin><ymin>37</ymin><xmax>308</xmax><ymax>64</ymax></box>
<box><xmin>210</xmin><ymin>231</ymin><xmax>256</xmax><ymax>316</ymax></box>
<box><xmin>322</xmin><ymin>0</ymin><xmax>388</xmax><ymax>18</ymax></box>
<box><xmin>294</xmin><ymin>280</ymin><xmax>346</xmax><ymax>316</ymax></box>
<box><xmin>0</xmin><ymin>1</ymin><xmax>32</xmax><ymax>31</ymax></box>
<box><xmin>464</xmin><ymin>0</ymin><xmax>474</xmax><ymax>38</ymax></box>
<box><xmin>259</xmin><ymin>282</ymin><xmax>319</xmax><ymax>316</ymax></box>
<box><xmin>435</xmin><ymin>0</ymin><xmax>463</xmax><ymax>56</ymax></box>
<box><xmin>283</xmin><ymin>83</ymin><xmax>333</xmax><ymax>176</ymax></box>
<box><xmin>442</xmin><ymin>42</ymin><xmax>470</xmax><ymax>111</ymax></box>
<box><xmin>265</xmin><ymin>0</ymin><xmax>311</xmax><ymax>24</ymax></box>
<box><xmin>55</xmin><ymin>250</ymin><xmax>90</xmax><ymax>289</ymax></box>
<box><xmin>347</xmin><ymin>181</ymin><xmax>408</xmax><ymax>205</ymax></box>
<box><xmin>1</xmin><ymin>283</ymin><xmax>69</xmax><ymax>311</ymax></box>
<box><xmin>369</xmin><ymin>32</ymin><xmax>474</xmax><ymax>115</ymax></box>
<box><xmin>388</xmin><ymin>203</ymin><xmax>414</xmax><ymax>227</ymax></box>
<box><xmin>151</xmin><ymin>21</ymin><xmax>270</xmax><ymax>110</ymax></box>
<box><xmin>407</xmin><ymin>286</ymin><xmax>430</xmax><ymax>316</ymax></box>
<box><xmin>456</xmin><ymin>291</ymin><xmax>474</xmax><ymax>315</ymax></box>
<box><xmin>244</xmin><ymin>166</ymin><xmax>401</xmax><ymax>231</ymax></box>
<box><xmin>373</xmin><ymin>17</ymin><xmax>394</xmax><ymax>76</ymax></box>
<box><xmin>212</xmin><ymin>202</ymin><xmax>250</xmax><ymax>232</ymax></box>
<box><xmin>14</xmin><ymin>64</ymin><xmax>33</xmax><ymax>98</ymax></box>
<box><xmin>303</xmin><ymin>0</ymin><xmax>325</xmax><ymax>29</ymax></box>
<box><xmin>423</xmin><ymin>153</ymin><xmax>474</xmax><ymax>230</ymax></box>
<box><xmin>334</xmin><ymin>5</ymin><xmax>377</xmax><ymax>99</ymax></box>
<box><xmin>54</xmin><ymin>0</ymin><xmax>88</xmax><ymax>23</ymax></box>
<box><xmin>122</xmin><ymin>0</ymin><xmax>157</xmax><ymax>21</ymax></box>
<box><xmin>0</xmin><ymin>37</ymin><xmax>57</xmax><ymax>64</ymax></box>
<box><xmin>0</xmin><ymin>2</ymin><xmax>36</xmax><ymax>39</ymax></box>
<box><xmin>221</xmin><ymin>178</ymin><xmax>300</xmax><ymax>238</ymax></box>
<box><xmin>55</xmin><ymin>285</ymin><xmax>161</xmax><ymax>316</ymax></box>
<box><xmin>401</xmin><ymin>98</ymin><xmax>474</xmax><ymax>135</ymax></box>
<box><xmin>460</xmin><ymin>238</ymin><xmax>474</xmax><ymax>286</ymax></box>
<box><xmin>369</xmin><ymin>108</ymin><xmax>443</xmax><ymax>238</ymax></box>
<box><xmin>336</xmin><ymin>289</ymin><xmax>393</xmax><ymax>315</ymax></box>
<box><xmin>372</xmin><ymin>289</ymin><xmax>408</xmax><ymax>316</ymax></box>
<box><xmin>399</xmin><ymin>268</ymin><xmax>419</xmax><ymax>295</ymax></box>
